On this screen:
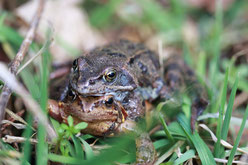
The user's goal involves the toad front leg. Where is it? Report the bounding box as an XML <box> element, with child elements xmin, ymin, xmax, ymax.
<box><xmin>121</xmin><ymin>95</ymin><xmax>156</xmax><ymax>164</ymax></box>
<box><xmin>135</xmin><ymin>133</ymin><xmax>156</xmax><ymax>165</ymax></box>
<box><xmin>116</xmin><ymin>120</ymin><xmax>156</xmax><ymax>165</ymax></box>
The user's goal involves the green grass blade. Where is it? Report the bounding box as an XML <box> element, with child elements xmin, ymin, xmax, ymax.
<box><xmin>153</xmin><ymin>139</ymin><xmax>170</xmax><ymax>150</ymax></box>
<box><xmin>0</xmin><ymin>12</ymin><xmax>7</xmax><ymax>27</ymax></box>
<box><xmin>192</xmin><ymin>133</ymin><xmax>216</xmax><ymax>165</ymax></box>
<box><xmin>159</xmin><ymin>113</ymin><xmax>174</xmax><ymax>142</ymax></box>
<box><xmin>155</xmin><ymin>141</ymin><xmax>184</xmax><ymax>165</ymax></box>
<box><xmin>20</xmin><ymin>69</ymin><xmax>40</xmax><ymax>99</ymax></box>
<box><xmin>20</xmin><ymin>114</ymin><xmax>33</xmax><ymax>165</ymax></box>
<box><xmin>89</xmin><ymin>0</ymin><xmax>122</xmax><ymax>27</ymax></box>
<box><xmin>81</xmin><ymin>134</ymin><xmax>94</xmax><ymax>140</ymax></box>
<box><xmin>168</xmin><ymin>152</ymin><xmax>180</xmax><ymax>163</ymax></box>
<box><xmin>214</xmin><ymin>68</ymin><xmax>229</xmax><ymax>157</ymax></box>
<box><xmin>174</xmin><ymin>149</ymin><xmax>196</xmax><ymax>165</ymax></box>
<box><xmin>168</xmin><ymin>122</ymin><xmax>187</xmax><ymax>138</ymax></box>
<box><xmin>48</xmin><ymin>154</ymin><xmax>81</xmax><ymax>164</ymax></box>
<box><xmin>138</xmin><ymin>0</ymin><xmax>181</xmax><ymax>32</ymax></box>
<box><xmin>36</xmin><ymin>106</ymin><xmax>48</xmax><ymax>164</ymax></box>
<box><xmin>82</xmin><ymin>136</ymin><xmax>135</xmax><ymax>164</ymax></box>
<box><xmin>49</xmin><ymin>118</ymin><xmax>60</xmax><ymax>135</ymax></box>
<box><xmin>36</xmin><ymin>51</ymin><xmax>50</xmax><ymax>165</ymax></box>
<box><xmin>196</xmin><ymin>52</ymin><xmax>207</xmax><ymax>79</ymax></box>
<box><xmin>67</xmin><ymin>140</ymin><xmax>76</xmax><ymax>157</ymax></box>
<box><xmin>208</xmin><ymin>0</ymin><xmax>223</xmax><ymax>89</ymax></box>
<box><xmin>229</xmin><ymin>78</ymin><xmax>248</xmax><ymax>92</ymax></box>
<box><xmin>71</xmin><ymin>136</ymin><xmax>84</xmax><ymax>160</ymax></box>
<box><xmin>227</xmin><ymin>104</ymin><xmax>248</xmax><ymax>165</ymax></box>
<box><xmin>78</xmin><ymin>137</ymin><xmax>94</xmax><ymax>160</ymax></box>
<box><xmin>0</xmin><ymin>24</ymin><xmax>23</xmax><ymax>46</ymax></box>
<box><xmin>177</xmin><ymin>114</ymin><xmax>216</xmax><ymax>165</ymax></box>
<box><xmin>220</xmin><ymin>74</ymin><xmax>239</xmax><ymax>157</ymax></box>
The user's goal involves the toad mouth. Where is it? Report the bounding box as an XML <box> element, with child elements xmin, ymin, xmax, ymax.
<box><xmin>70</xmin><ymin>82</ymin><xmax>135</xmax><ymax>96</ymax></box>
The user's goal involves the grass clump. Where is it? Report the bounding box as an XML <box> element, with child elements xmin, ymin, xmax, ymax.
<box><xmin>0</xmin><ymin>0</ymin><xmax>248</xmax><ymax>164</ymax></box>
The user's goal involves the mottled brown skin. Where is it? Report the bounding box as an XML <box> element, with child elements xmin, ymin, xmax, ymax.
<box><xmin>49</xmin><ymin>40</ymin><xmax>208</xmax><ymax>164</ymax></box>
<box><xmin>66</xmin><ymin>40</ymin><xmax>207</xmax><ymax>126</ymax></box>
<box><xmin>48</xmin><ymin>96</ymin><xmax>131</xmax><ymax>136</ymax></box>
<box><xmin>65</xmin><ymin>40</ymin><xmax>164</xmax><ymax>122</ymax></box>
<box><xmin>69</xmin><ymin>40</ymin><xmax>162</xmax><ymax>97</ymax></box>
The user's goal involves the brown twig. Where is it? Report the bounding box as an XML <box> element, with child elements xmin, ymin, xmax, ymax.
<box><xmin>0</xmin><ymin>0</ymin><xmax>45</xmax><ymax>130</ymax></box>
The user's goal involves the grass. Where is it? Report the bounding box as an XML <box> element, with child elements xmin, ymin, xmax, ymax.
<box><xmin>0</xmin><ymin>0</ymin><xmax>248</xmax><ymax>164</ymax></box>
<box><xmin>177</xmin><ymin>114</ymin><xmax>216</xmax><ymax>165</ymax></box>
<box><xmin>36</xmin><ymin>44</ymin><xmax>50</xmax><ymax>165</ymax></box>
<box><xmin>227</xmin><ymin>104</ymin><xmax>248</xmax><ymax>165</ymax></box>
<box><xmin>214</xmin><ymin>68</ymin><xmax>229</xmax><ymax>157</ymax></box>
<box><xmin>219</xmin><ymin>73</ymin><xmax>239</xmax><ymax>157</ymax></box>
<box><xmin>20</xmin><ymin>114</ymin><xmax>33</xmax><ymax>165</ymax></box>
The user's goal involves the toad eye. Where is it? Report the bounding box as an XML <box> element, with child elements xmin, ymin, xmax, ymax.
<box><xmin>105</xmin><ymin>97</ymin><xmax>113</xmax><ymax>106</ymax></box>
<box><xmin>72</xmin><ymin>59</ymin><xmax>78</xmax><ymax>71</ymax></box>
<box><xmin>104</xmin><ymin>69</ymin><xmax>117</xmax><ymax>82</ymax></box>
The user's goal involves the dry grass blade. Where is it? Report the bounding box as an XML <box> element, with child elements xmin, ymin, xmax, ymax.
<box><xmin>214</xmin><ymin>158</ymin><xmax>248</xmax><ymax>164</ymax></box>
<box><xmin>1</xmin><ymin>120</ymin><xmax>26</xmax><ymax>130</ymax></box>
<box><xmin>17</xmin><ymin>23</ymin><xmax>54</xmax><ymax>75</ymax></box>
<box><xmin>16</xmin><ymin>40</ymin><xmax>52</xmax><ymax>75</ymax></box>
<box><xmin>199</xmin><ymin>124</ymin><xmax>248</xmax><ymax>155</ymax></box>
<box><xmin>5</xmin><ymin>108</ymin><xmax>28</xmax><ymax>126</ymax></box>
<box><xmin>0</xmin><ymin>63</ymin><xmax>56</xmax><ymax>139</ymax></box>
<box><xmin>0</xmin><ymin>0</ymin><xmax>45</xmax><ymax>129</ymax></box>
<box><xmin>2</xmin><ymin>135</ymin><xmax>38</xmax><ymax>144</ymax></box>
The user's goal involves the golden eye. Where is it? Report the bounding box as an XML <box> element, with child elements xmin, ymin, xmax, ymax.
<box><xmin>104</xmin><ymin>69</ymin><xmax>117</xmax><ymax>82</ymax></box>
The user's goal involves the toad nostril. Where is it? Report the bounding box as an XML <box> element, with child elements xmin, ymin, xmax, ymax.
<box><xmin>89</xmin><ymin>79</ymin><xmax>95</xmax><ymax>85</ymax></box>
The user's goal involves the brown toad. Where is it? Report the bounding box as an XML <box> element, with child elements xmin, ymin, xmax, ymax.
<box><xmin>49</xmin><ymin>40</ymin><xmax>208</xmax><ymax>164</ymax></box>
